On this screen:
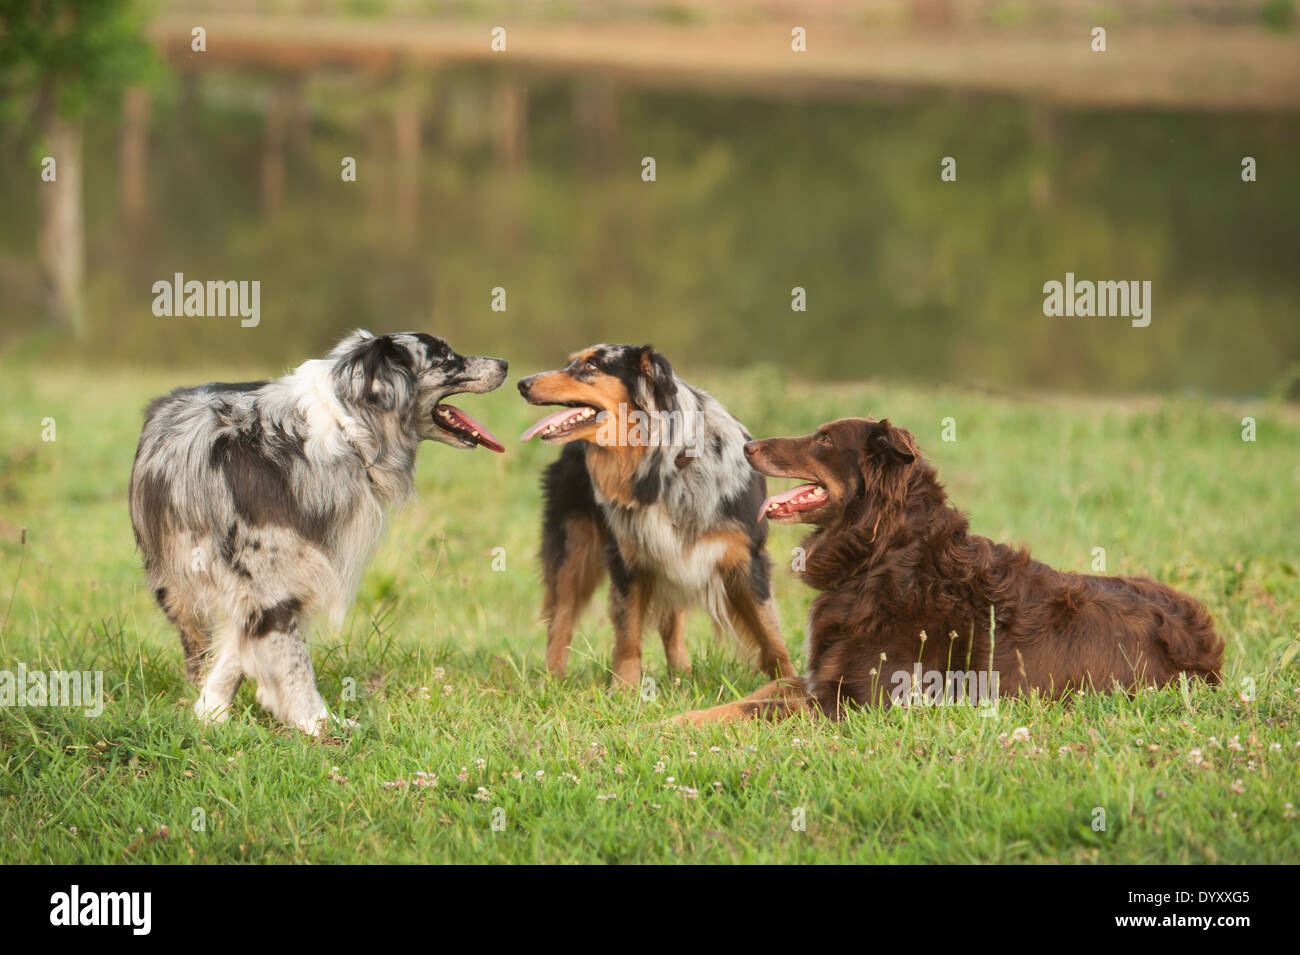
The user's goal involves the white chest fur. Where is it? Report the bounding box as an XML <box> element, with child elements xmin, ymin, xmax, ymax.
<box><xmin>605</xmin><ymin>500</ymin><xmax>728</xmax><ymax>594</ymax></box>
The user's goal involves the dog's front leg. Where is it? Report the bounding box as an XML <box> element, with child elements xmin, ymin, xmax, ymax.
<box><xmin>609</xmin><ymin>574</ymin><xmax>650</xmax><ymax>690</ymax></box>
<box><xmin>668</xmin><ymin>678</ymin><xmax>813</xmax><ymax>726</ymax></box>
<box><xmin>243</xmin><ymin>619</ymin><xmax>330</xmax><ymax>736</ymax></box>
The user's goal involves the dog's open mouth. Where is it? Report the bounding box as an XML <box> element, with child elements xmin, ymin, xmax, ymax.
<box><xmin>520</xmin><ymin>404</ymin><xmax>602</xmax><ymax>443</ymax></box>
<box><xmin>759</xmin><ymin>482</ymin><xmax>829</xmax><ymax>522</ymax></box>
<box><xmin>434</xmin><ymin>401</ymin><xmax>505</xmax><ymax>452</ymax></box>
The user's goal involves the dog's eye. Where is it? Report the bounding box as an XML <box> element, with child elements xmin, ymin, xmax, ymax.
<box><xmin>582</xmin><ymin>360</ymin><xmax>598</xmax><ymax>373</ymax></box>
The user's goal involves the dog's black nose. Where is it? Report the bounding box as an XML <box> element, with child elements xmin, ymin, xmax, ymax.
<box><xmin>517</xmin><ymin>377</ymin><xmax>531</xmax><ymax>397</ymax></box>
<box><xmin>743</xmin><ymin>441</ymin><xmax>759</xmax><ymax>458</ymax></box>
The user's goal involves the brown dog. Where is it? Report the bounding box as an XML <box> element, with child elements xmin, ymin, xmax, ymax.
<box><xmin>674</xmin><ymin>417</ymin><xmax>1224</xmax><ymax>724</ymax></box>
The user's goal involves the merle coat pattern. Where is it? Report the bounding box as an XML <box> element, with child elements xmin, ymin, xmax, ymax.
<box><xmin>129</xmin><ymin>330</ymin><xmax>507</xmax><ymax>733</ymax></box>
<box><xmin>518</xmin><ymin>344</ymin><xmax>796</xmax><ymax>689</ymax></box>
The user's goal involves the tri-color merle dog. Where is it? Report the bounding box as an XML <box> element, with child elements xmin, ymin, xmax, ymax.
<box><xmin>129</xmin><ymin>330</ymin><xmax>507</xmax><ymax>734</ymax></box>
<box><xmin>518</xmin><ymin>344</ymin><xmax>796</xmax><ymax>690</ymax></box>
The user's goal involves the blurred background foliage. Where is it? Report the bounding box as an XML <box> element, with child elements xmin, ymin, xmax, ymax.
<box><xmin>0</xmin><ymin>0</ymin><xmax>1297</xmax><ymax>395</ymax></box>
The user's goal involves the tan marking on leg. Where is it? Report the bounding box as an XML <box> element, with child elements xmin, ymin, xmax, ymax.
<box><xmin>609</xmin><ymin>575</ymin><xmax>650</xmax><ymax>690</ymax></box>
<box><xmin>659</xmin><ymin>610</ymin><xmax>690</xmax><ymax>673</ymax></box>
<box><xmin>669</xmin><ymin>678</ymin><xmax>812</xmax><ymax>726</ymax></box>
<box><xmin>725</xmin><ymin>584</ymin><xmax>797</xmax><ymax>680</ymax></box>
<box><xmin>542</xmin><ymin>516</ymin><xmax>606</xmax><ymax>678</ymax></box>
<box><xmin>696</xmin><ymin>529</ymin><xmax>753</xmax><ymax>573</ymax></box>
<box><xmin>159</xmin><ymin>588</ymin><xmax>212</xmax><ymax>685</ymax></box>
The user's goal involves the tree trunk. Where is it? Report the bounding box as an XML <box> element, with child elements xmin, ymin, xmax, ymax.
<box><xmin>119</xmin><ymin>85</ymin><xmax>151</xmax><ymax>243</ymax></box>
<box><xmin>573</xmin><ymin>79</ymin><xmax>618</xmax><ymax>177</ymax></box>
<box><xmin>37</xmin><ymin>103</ymin><xmax>85</xmax><ymax>338</ymax></box>
<box><xmin>493</xmin><ymin>78</ymin><xmax>528</xmax><ymax>172</ymax></box>
<box><xmin>393</xmin><ymin>86</ymin><xmax>421</xmax><ymax>246</ymax></box>
<box><xmin>262</xmin><ymin>79</ymin><xmax>288</xmax><ymax>217</ymax></box>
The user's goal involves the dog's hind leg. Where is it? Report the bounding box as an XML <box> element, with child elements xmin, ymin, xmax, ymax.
<box><xmin>542</xmin><ymin>516</ymin><xmax>605</xmax><ymax>678</ymax></box>
<box><xmin>659</xmin><ymin>610</ymin><xmax>690</xmax><ymax>674</ymax></box>
<box><xmin>725</xmin><ymin>586</ymin><xmax>797</xmax><ymax>681</ymax></box>
<box><xmin>241</xmin><ymin>605</ymin><xmax>330</xmax><ymax>736</ymax></box>
<box><xmin>153</xmin><ymin>584</ymin><xmax>211</xmax><ymax>685</ymax></box>
<box><xmin>193</xmin><ymin>620</ymin><xmax>244</xmax><ymax>724</ymax></box>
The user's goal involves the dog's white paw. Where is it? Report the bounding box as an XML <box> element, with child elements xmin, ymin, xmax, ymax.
<box><xmin>295</xmin><ymin>707</ymin><xmax>332</xmax><ymax>737</ymax></box>
<box><xmin>294</xmin><ymin>708</ymin><xmax>359</xmax><ymax>737</ymax></box>
<box><xmin>192</xmin><ymin>695</ymin><xmax>231</xmax><ymax>725</ymax></box>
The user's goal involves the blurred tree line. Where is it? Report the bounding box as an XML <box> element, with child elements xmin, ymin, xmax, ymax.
<box><xmin>0</xmin><ymin>0</ymin><xmax>157</xmax><ymax>337</ymax></box>
<box><xmin>0</xmin><ymin>26</ymin><xmax>1296</xmax><ymax>395</ymax></box>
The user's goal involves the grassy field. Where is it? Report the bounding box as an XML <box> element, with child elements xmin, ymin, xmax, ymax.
<box><xmin>0</xmin><ymin>355</ymin><xmax>1297</xmax><ymax>864</ymax></box>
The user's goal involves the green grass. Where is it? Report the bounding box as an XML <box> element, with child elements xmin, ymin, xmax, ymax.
<box><xmin>0</xmin><ymin>357</ymin><xmax>1297</xmax><ymax>863</ymax></box>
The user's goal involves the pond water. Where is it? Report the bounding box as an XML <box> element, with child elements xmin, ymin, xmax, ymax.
<box><xmin>2</xmin><ymin>67</ymin><xmax>1296</xmax><ymax>395</ymax></box>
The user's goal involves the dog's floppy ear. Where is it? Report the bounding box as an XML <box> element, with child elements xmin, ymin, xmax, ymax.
<box><xmin>854</xmin><ymin>419</ymin><xmax>918</xmax><ymax>528</ymax></box>
<box><xmin>857</xmin><ymin>419</ymin><xmax>919</xmax><ymax>488</ymax></box>
<box><xmin>334</xmin><ymin>332</ymin><xmax>417</xmax><ymax>412</ymax></box>
<box><xmin>868</xmin><ymin>419</ymin><xmax>918</xmax><ymax>466</ymax></box>
<box><xmin>329</xmin><ymin>328</ymin><xmax>374</xmax><ymax>359</ymax></box>
<box><xmin>634</xmin><ymin>345</ymin><xmax>678</xmax><ymax>413</ymax></box>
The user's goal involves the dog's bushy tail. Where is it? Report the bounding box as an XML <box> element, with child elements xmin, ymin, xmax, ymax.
<box><xmin>1155</xmin><ymin>590</ymin><xmax>1225</xmax><ymax>685</ymax></box>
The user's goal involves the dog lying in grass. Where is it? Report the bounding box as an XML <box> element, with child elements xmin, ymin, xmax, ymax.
<box><xmin>129</xmin><ymin>331</ymin><xmax>507</xmax><ymax>734</ymax></box>
<box><xmin>673</xmin><ymin>417</ymin><xmax>1224</xmax><ymax>724</ymax></box>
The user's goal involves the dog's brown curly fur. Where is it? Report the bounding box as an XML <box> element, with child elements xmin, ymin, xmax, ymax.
<box><xmin>673</xmin><ymin>417</ymin><xmax>1223</xmax><ymax>725</ymax></box>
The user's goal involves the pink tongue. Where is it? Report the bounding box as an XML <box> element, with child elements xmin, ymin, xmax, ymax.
<box><xmin>520</xmin><ymin>407</ymin><xmax>587</xmax><ymax>442</ymax></box>
<box><xmin>758</xmin><ymin>483</ymin><xmax>821</xmax><ymax>522</ymax></box>
<box><xmin>442</xmin><ymin>405</ymin><xmax>504</xmax><ymax>452</ymax></box>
